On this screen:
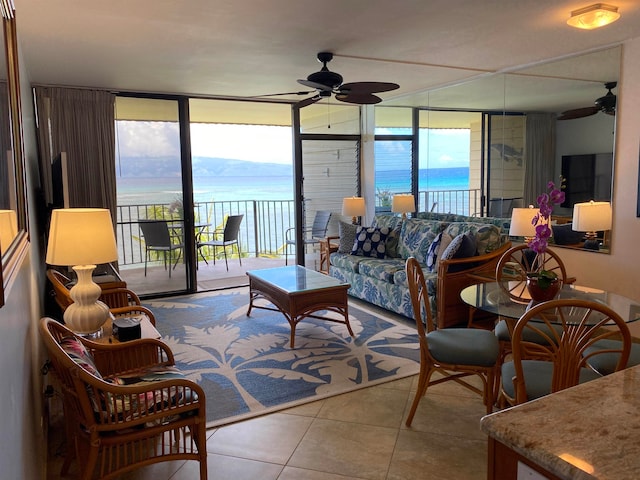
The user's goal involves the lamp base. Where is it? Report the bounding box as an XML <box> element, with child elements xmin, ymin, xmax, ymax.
<box><xmin>63</xmin><ymin>265</ymin><xmax>110</xmax><ymax>335</ymax></box>
<box><xmin>583</xmin><ymin>232</ymin><xmax>600</xmax><ymax>251</ymax></box>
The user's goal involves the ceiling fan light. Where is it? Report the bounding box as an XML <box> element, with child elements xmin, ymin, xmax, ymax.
<box><xmin>566</xmin><ymin>3</ymin><xmax>620</xmax><ymax>29</ymax></box>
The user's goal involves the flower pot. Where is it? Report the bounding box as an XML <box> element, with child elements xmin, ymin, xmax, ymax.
<box><xmin>526</xmin><ymin>274</ymin><xmax>561</xmax><ymax>302</ymax></box>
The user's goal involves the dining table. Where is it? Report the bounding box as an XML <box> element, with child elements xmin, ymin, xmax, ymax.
<box><xmin>460</xmin><ymin>282</ymin><xmax>640</xmax><ymax>324</ymax></box>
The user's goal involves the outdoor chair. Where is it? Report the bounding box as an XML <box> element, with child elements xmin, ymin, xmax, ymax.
<box><xmin>500</xmin><ymin>298</ymin><xmax>631</xmax><ymax>406</ymax></box>
<box><xmin>139</xmin><ymin>220</ymin><xmax>184</xmax><ymax>278</ymax></box>
<box><xmin>404</xmin><ymin>257</ymin><xmax>499</xmax><ymax>426</ymax></box>
<box><xmin>39</xmin><ymin>317</ymin><xmax>208</xmax><ymax>480</ymax></box>
<box><xmin>285</xmin><ymin>210</ymin><xmax>331</xmax><ymax>265</ymax></box>
<box><xmin>196</xmin><ymin>214</ymin><xmax>244</xmax><ymax>271</ymax></box>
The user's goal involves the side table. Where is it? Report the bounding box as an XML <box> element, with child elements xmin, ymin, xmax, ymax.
<box><xmin>319</xmin><ymin>236</ymin><xmax>339</xmax><ymax>275</ymax></box>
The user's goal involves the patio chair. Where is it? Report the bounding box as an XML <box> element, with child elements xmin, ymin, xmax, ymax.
<box><xmin>39</xmin><ymin>317</ymin><xmax>207</xmax><ymax>479</ymax></box>
<box><xmin>285</xmin><ymin>210</ymin><xmax>332</xmax><ymax>265</ymax></box>
<box><xmin>404</xmin><ymin>257</ymin><xmax>499</xmax><ymax>426</ymax></box>
<box><xmin>500</xmin><ymin>298</ymin><xmax>631</xmax><ymax>406</ymax></box>
<box><xmin>139</xmin><ymin>220</ymin><xmax>184</xmax><ymax>278</ymax></box>
<box><xmin>196</xmin><ymin>214</ymin><xmax>244</xmax><ymax>271</ymax></box>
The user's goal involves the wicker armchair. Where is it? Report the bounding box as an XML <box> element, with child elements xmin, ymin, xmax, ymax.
<box><xmin>40</xmin><ymin>317</ymin><xmax>208</xmax><ymax>479</ymax></box>
<box><xmin>46</xmin><ymin>268</ymin><xmax>157</xmax><ymax>325</ymax></box>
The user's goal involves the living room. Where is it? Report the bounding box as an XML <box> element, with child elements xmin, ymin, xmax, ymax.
<box><xmin>3</xmin><ymin>1</ymin><xmax>640</xmax><ymax>479</ymax></box>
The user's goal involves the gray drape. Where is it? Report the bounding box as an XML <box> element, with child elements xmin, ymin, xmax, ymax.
<box><xmin>34</xmin><ymin>87</ymin><xmax>116</xmax><ymax>220</ymax></box>
<box><xmin>524</xmin><ymin>113</ymin><xmax>556</xmax><ymax>206</ymax></box>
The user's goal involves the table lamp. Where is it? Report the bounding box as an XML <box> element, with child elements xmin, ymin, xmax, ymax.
<box><xmin>509</xmin><ymin>206</ymin><xmax>543</xmax><ymax>242</ymax></box>
<box><xmin>572</xmin><ymin>201</ymin><xmax>612</xmax><ymax>250</ymax></box>
<box><xmin>342</xmin><ymin>197</ymin><xmax>365</xmax><ymax>224</ymax></box>
<box><xmin>0</xmin><ymin>209</ymin><xmax>18</xmax><ymax>255</ymax></box>
<box><xmin>392</xmin><ymin>194</ymin><xmax>415</xmax><ymax>220</ymax></box>
<box><xmin>46</xmin><ymin>208</ymin><xmax>118</xmax><ymax>335</ymax></box>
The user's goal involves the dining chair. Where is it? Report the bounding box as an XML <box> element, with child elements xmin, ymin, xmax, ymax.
<box><xmin>285</xmin><ymin>210</ymin><xmax>331</xmax><ymax>265</ymax></box>
<box><xmin>500</xmin><ymin>298</ymin><xmax>631</xmax><ymax>406</ymax></box>
<box><xmin>138</xmin><ymin>219</ymin><xmax>184</xmax><ymax>278</ymax></box>
<box><xmin>493</xmin><ymin>244</ymin><xmax>574</xmax><ymax>364</ymax></box>
<box><xmin>404</xmin><ymin>257</ymin><xmax>500</xmax><ymax>426</ymax></box>
<box><xmin>196</xmin><ymin>214</ymin><xmax>244</xmax><ymax>271</ymax></box>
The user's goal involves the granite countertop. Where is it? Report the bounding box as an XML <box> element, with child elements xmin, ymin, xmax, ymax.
<box><xmin>481</xmin><ymin>364</ymin><xmax>640</xmax><ymax>480</ymax></box>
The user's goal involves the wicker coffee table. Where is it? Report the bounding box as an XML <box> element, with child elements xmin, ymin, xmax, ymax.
<box><xmin>246</xmin><ymin>265</ymin><xmax>353</xmax><ymax>348</ymax></box>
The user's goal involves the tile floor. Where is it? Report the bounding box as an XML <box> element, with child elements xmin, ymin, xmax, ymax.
<box><xmin>47</xmin><ymin>372</ymin><xmax>490</xmax><ymax>479</ymax></box>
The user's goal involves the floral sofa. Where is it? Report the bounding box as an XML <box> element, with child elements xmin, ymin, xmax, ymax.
<box><xmin>328</xmin><ymin>212</ymin><xmax>512</xmax><ymax>328</ymax></box>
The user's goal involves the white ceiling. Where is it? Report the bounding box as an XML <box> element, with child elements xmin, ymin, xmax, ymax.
<box><xmin>15</xmin><ymin>0</ymin><xmax>640</xmax><ymax>113</ymax></box>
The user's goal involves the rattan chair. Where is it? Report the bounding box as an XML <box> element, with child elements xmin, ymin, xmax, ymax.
<box><xmin>46</xmin><ymin>268</ymin><xmax>157</xmax><ymax>325</ymax></box>
<box><xmin>500</xmin><ymin>298</ymin><xmax>631</xmax><ymax>406</ymax></box>
<box><xmin>404</xmin><ymin>257</ymin><xmax>499</xmax><ymax>426</ymax></box>
<box><xmin>40</xmin><ymin>317</ymin><xmax>208</xmax><ymax>479</ymax></box>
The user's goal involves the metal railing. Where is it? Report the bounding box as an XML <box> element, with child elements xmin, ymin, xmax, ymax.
<box><xmin>116</xmin><ymin>188</ymin><xmax>481</xmax><ymax>266</ymax></box>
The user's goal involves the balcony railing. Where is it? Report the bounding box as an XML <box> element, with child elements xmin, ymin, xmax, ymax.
<box><xmin>116</xmin><ymin>188</ymin><xmax>481</xmax><ymax>267</ymax></box>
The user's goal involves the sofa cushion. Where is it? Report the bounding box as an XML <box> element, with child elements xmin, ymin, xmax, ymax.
<box><xmin>330</xmin><ymin>252</ymin><xmax>363</xmax><ymax>273</ymax></box>
<box><xmin>551</xmin><ymin>223</ymin><xmax>584</xmax><ymax>245</ymax></box>
<box><xmin>338</xmin><ymin>221</ymin><xmax>359</xmax><ymax>253</ymax></box>
<box><xmin>443</xmin><ymin>222</ymin><xmax>502</xmax><ymax>255</ymax></box>
<box><xmin>397</xmin><ymin>219</ymin><xmax>448</xmax><ymax>263</ymax></box>
<box><xmin>358</xmin><ymin>257</ymin><xmax>405</xmax><ymax>283</ymax></box>
<box><xmin>393</xmin><ymin>266</ymin><xmax>437</xmax><ymax>295</ymax></box>
<box><xmin>351</xmin><ymin>226</ymin><xmax>390</xmax><ymax>259</ymax></box>
<box><xmin>372</xmin><ymin>214</ymin><xmax>403</xmax><ymax>258</ymax></box>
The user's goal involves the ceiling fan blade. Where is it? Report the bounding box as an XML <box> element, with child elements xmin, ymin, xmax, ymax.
<box><xmin>335</xmin><ymin>93</ymin><xmax>382</xmax><ymax>105</ymax></box>
<box><xmin>250</xmin><ymin>90</ymin><xmax>316</xmax><ymax>99</ymax></box>
<box><xmin>338</xmin><ymin>82</ymin><xmax>400</xmax><ymax>94</ymax></box>
<box><xmin>296</xmin><ymin>95</ymin><xmax>322</xmax><ymax>108</ymax></box>
<box><xmin>557</xmin><ymin>106</ymin><xmax>599</xmax><ymax>120</ymax></box>
<box><xmin>297</xmin><ymin>79</ymin><xmax>333</xmax><ymax>91</ymax></box>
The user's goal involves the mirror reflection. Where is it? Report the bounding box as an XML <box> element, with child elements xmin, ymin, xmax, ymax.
<box><xmin>386</xmin><ymin>46</ymin><xmax>619</xmax><ymax>253</ymax></box>
<box><xmin>0</xmin><ymin>23</ymin><xmax>16</xmax><ymax>258</ymax></box>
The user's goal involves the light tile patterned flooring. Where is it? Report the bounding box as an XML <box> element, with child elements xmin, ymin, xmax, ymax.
<box><xmin>47</xmin><ymin>372</ymin><xmax>489</xmax><ymax>479</ymax></box>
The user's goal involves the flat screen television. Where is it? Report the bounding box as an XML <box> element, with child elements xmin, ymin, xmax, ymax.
<box><xmin>560</xmin><ymin>153</ymin><xmax>612</xmax><ymax>208</ymax></box>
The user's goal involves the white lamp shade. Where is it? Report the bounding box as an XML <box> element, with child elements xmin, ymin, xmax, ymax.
<box><xmin>509</xmin><ymin>207</ymin><xmax>543</xmax><ymax>237</ymax></box>
<box><xmin>342</xmin><ymin>197</ymin><xmax>366</xmax><ymax>217</ymax></box>
<box><xmin>46</xmin><ymin>208</ymin><xmax>118</xmax><ymax>266</ymax></box>
<box><xmin>392</xmin><ymin>194</ymin><xmax>415</xmax><ymax>214</ymax></box>
<box><xmin>0</xmin><ymin>209</ymin><xmax>18</xmax><ymax>254</ymax></box>
<box><xmin>572</xmin><ymin>201</ymin><xmax>612</xmax><ymax>232</ymax></box>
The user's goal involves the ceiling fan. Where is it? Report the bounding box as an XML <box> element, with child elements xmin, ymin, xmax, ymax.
<box><xmin>256</xmin><ymin>52</ymin><xmax>399</xmax><ymax>107</ymax></box>
<box><xmin>557</xmin><ymin>82</ymin><xmax>617</xmax><ymax>120</ymax></box>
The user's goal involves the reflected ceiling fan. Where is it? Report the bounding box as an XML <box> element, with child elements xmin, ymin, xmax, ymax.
<box><xmin>558</xmin><ymin>82</ymin><xmax>617</xmax><ymax>120</ymax></box>
<box><xmin>256</xmin><ymin>52</ymin><xmax>399</xmax><ymax>107</ymax></box>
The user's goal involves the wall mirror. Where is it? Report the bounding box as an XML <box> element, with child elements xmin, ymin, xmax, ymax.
<box><xmin>0</xmin><ymin>1</ymin><xmax>28</xmax><ymax>307</ymax></box>
<box><xmin>385</xmin><ymin>45</ymin><xmax>620</xmax><ymax>254</ymax></box>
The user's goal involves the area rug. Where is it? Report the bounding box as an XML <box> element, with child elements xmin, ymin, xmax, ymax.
<box><xmin>144</xmin><ymin>288</ymin><xmax>420</xmax><ymax>428</ymax></box>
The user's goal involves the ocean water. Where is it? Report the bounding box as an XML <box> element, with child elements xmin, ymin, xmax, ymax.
<box><xmin>116</xmin><ymin>167</ymin><xmax>470</xmax><ymax>206</ymax></box>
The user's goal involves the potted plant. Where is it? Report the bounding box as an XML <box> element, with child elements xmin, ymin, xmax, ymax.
<box><xmin>525</xmin><ymin>180</ymin><xmax>565</xmax><ymax>301</ymax></box>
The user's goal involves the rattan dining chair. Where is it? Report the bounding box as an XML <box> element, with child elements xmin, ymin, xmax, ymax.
<box><xmin>500</xmin><ymin>298</ymin><xmax>631</xmax><ymax>406</ymax></box>
<box><xmin>404</xmin><ymin>257</ymin><xmax>500</xmax><ymax>426</ymax></box>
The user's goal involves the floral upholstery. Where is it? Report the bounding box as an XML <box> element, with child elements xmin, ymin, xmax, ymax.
<box><xmin>329</xmin><ymin>213</ymin><xmax>510</xmax><ymax>323</ymax></box>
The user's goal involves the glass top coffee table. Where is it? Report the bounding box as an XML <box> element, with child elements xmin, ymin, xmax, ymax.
<box><xmin>246</xmin><ymin>265</ymin><xmax>353</xmax><ymax>348</ymax></box>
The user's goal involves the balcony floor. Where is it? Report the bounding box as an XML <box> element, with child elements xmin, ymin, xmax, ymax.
<box><xmin>119</xmin><ymin>251</ymin><xmax>322</xmax><ymax>297</ymax></box>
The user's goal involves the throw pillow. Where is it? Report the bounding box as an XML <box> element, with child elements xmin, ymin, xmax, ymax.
<box><xmin>351</xmin><ymin>226</ymin><xmax>390</xmax><ymax>259</ymax></box>
<box><xmin>338</xmin><ymin>221</ymin><xmax>359</xmax><ymax>253</ymax></box>
<box><xmin>438</xmin><ymin>233</ymin><xmax>478</xmax><ymax>272</ymax></box>
<box><xmin>425</xmin><ymin>232</ymin><xmax>442</xmax><ymax>272</ymax></box>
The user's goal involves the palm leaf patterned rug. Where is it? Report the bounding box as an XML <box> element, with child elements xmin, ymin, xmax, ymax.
<box><xmin>145</xmin><ymin>287</ymin><xmax>420</xmax><ymax>428</ymax></box>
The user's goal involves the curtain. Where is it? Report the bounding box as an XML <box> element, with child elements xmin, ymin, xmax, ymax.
<box><xmin>34</xmin><ymin>87</ymin><xmax>116</xmax><ymax>220</ymax></box>
<box><xmin>524</xmin><ymin>113</ymin><xmax>556</xmax><ymax>206</ymax></box>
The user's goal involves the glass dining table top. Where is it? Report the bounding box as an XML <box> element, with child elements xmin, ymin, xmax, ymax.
<box><xmin>461</xmin><ymin>282</ymin><xmax>640</xmax><ymax>323</ymax></box>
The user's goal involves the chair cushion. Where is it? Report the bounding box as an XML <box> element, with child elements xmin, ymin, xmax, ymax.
<box><xmin>495</xmin><ymin>319</ymin><xmax>564</xmax><ymax>344</ymax></box>
<box><xmin>427</xmin><ymin>329</ymin><xmax>499</xmax><ymax>367</ymax></box>
<box><xmin>583</xmin><ymin>339</ymin><xmax>640</xmax><ymax>375</ymax></box>
<box><xmin>60</xmin><ymin>336</ymin><xmax>102</xmax><ymax>379</ymax></box>
<box><xmin>351</xmin><ymin>226</ymin><xmax>390</xmax><ymax>259</ymax></box>
<box><xmin>501</xmin><ymin>360</ymin><xmax>602</xmax><ymax>401</ymax></box>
